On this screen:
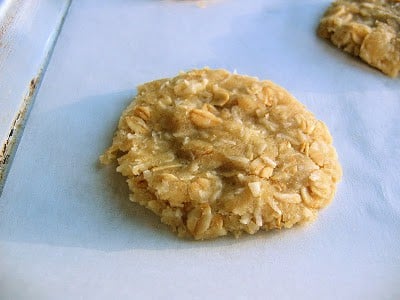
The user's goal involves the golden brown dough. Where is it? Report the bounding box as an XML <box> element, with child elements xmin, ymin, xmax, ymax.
<box><xmin>318</xmin><ymin>0</ymin><xmax>400</xmax><ymax>77</ymax></box>
<box><xmin>100</xmin><ymin>69</ymin><xmax>342</xmax><ymax>240</ymax></box>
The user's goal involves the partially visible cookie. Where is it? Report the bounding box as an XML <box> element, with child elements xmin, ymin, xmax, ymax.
<box><xmin>100</xmin><ymin>68</ymin><xmax>342</xmax><ymax>240</ymax></box>
<box><xmin>318</xmin><ymin>0</ymin><xmax>400</xmax><ymax>77</ymax></box>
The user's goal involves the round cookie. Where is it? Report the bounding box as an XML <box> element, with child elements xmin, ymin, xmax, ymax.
<box><xmin>100</xmin><ymin>68</ymin><xmax>342</xmax><ymax>240</ymax></box>
<box><xmin>318</xmin><ymin>0</ymin><xmax>400</xmax><ymax>77</ymax></box>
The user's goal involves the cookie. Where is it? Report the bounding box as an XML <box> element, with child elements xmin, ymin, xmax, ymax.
<box><xmin>100</xmin><ymin>69</ymin><xmax>342</xmax><ymax>240</ymax></box>
<box><xmin>318</xmin><ymin>0</ymin><xmax>400</xmax><ymax>77</ymax></box>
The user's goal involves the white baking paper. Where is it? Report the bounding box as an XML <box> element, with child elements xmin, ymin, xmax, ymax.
<box><xmin>1</xmin><ymin>0</ymin><xmax>399</xmax><ymax>299</ymax></box>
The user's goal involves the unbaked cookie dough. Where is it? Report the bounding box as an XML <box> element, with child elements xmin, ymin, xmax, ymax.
<box><xmin>318</xmin><ymin>0</ymin><xmax>400</xmax><ymax>77</ymax></box>
<box><xmin>100</xmin><ymin>69</ymin><xmax>342</xmax><ymax>240</ymax></box>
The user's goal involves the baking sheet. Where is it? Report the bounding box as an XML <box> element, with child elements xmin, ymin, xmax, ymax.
<box><xmin>0</xmin><ymin>0</ymin><xmax>71</xmax><ymax>190</ymax></box>
<box><xmin>1</xmin><ymin>0</ymin><xmax>399</xmax><ymax>299</ymax></box>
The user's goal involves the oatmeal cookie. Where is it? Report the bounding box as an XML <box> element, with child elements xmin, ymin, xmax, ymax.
<box><xmin>100</xmin><ymin>69</ymin><xmax>342</xmax><ymax>240</ymax></box>
<box><xmin>318</xmin><ymin>0</ymin><xmax>400</xmax><ymax>77</ymax></box>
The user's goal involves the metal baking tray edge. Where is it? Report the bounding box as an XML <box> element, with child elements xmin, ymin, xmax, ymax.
<box><xmin>0</xmin><ymin>0</ymin><xmax>72</xmax><ymax>194</ymax></box>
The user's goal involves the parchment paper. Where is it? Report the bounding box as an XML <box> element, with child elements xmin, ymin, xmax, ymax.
<box><xmin>1</xmin><ymin>0</ymin><xmax>399</xmax><ymax>299</ymax></box>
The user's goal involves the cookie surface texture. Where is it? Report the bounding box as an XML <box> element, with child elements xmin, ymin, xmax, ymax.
<box><xmin>318</xmin><ymin>0</ymin><xmax>400</xmax><ymax>77</ymax></box>
<box><xmin>100</xmin><ymin>69</ymin><xmax>342</xmax><ymax>240</ymax></box>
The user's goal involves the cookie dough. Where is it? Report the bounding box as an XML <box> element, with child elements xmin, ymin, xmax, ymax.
<box><xmin>318</xmin><ymin>0</ymin><xmax>400</xmax><ymax>77</ymax></box>
<box><xmin>100</xmin><ymin>69</ymin><xmax>342</xmax><ymax>240</ymax></box>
